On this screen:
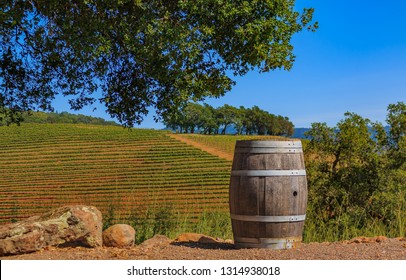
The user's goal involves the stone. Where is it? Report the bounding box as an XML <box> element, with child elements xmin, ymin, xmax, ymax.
<box><xmin>349</xmin><ymin>236</ymin><xmax>389</xmax><ymax>244</ymax></box>
<box><xmin>102</xmin><ymin>224</ymin><xmax>135</xmax><ymax>248</ymax></box>
<box><xmin>375</xmin><ymin>236</ymin><xmax>388</xmax><ymax>243</ymax></box>
<box><xmin>175</xmin><ymin>233</ymin><xmax>220</xmax><ymax>244</ymax></box>
<box><xmin>349</xmin><ymin>236</ymin><xmax>368</xmax><ymax>244</ymax></box>
<box><xmin>0</xmin><ymin>205</ymin><xmax>103</xmax><ymax>256</ymax></box>
<box><xmin>139</xmin><ymin>235</ymin><xmax>172</xmax><ymax>250</ymax></box>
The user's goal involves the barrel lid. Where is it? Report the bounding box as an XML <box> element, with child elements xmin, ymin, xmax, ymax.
<box><xmin>236</xmin><ymin>140</ymin><xmax>302</xmax><ymax>148</ymax></box>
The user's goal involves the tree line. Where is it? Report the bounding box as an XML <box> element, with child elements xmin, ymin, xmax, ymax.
<box><xmin>0</xmin><ymin>111</ymin><xmax>118</xmax><ymax>126</ymax></box>
<box><xmin>163</xmin><ymin>103</ymin><xmax>294</xmax><ymax>136</ymax></box>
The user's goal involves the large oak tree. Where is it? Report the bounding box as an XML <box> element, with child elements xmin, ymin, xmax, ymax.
<box><xmin>1</xmin><ymin>0</ymin><xmax>317</xmax><ymax>126</ymax></box>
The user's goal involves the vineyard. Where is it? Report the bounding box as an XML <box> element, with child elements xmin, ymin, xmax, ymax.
<box><xmin>2</xmin><ymin>120</ymin><xmax>402</xmax><ymax>243</ymax></box>
<box><xmin>0</xmin><ymin>124</ymin><xmax>234</xmax><ymax>228</ymax></box>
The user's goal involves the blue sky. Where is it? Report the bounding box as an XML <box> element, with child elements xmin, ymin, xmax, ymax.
<box><xmin>53</xmin><ymin>0</ymin><xmax>406</xmax><ymax>129</ymax></box>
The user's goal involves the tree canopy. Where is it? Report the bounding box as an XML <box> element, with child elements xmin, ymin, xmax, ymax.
<box><xmin>1</xmin><ymin>0</ymin><xmax>317</xmax><ymax>127</ymax></box>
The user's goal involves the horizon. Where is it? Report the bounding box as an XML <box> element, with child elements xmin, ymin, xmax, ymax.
<box><xmin>51</xmin><ymin>0</ymin><xmax>406</xmax><ymax>129</ymax></box>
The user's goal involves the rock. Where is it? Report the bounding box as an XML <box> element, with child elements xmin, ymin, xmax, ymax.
<box><xmin>0</xmin><ymin>205</ymin><xmax>102</xmax><ymax>256</ymax></box>
<box><xmin>375</xmin><ymin>236</ymin><xmax>388</xmax><ymax>243</ymax></box>
<box><xmin>349</xmin><ymin>236</ymin><xmax>389</xmax><ymax>244</ymax></box>
<box><xmin>175</xmin><ymin>233</ymin><xmax>220</xmax><ymax>244</ymax></box>
<box><xmin>103</xmin><ymin>224</ymin><xmax>135</xmax><ymax>248</ymax></box>
<box><xmin>139</xmin><ymin>235</ymin><xmax>172</xmax><ymax>249</ymax></box>
<box><xmin>349</xmin><ymin>236</ymin><xmax>368</xmax><ymax>244</ymax></box>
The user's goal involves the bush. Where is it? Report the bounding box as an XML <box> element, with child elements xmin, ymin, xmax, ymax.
<box><xmin>304</xmin><ymin>102</ymin><xmax>406</xmax><ymax>241</ymax></box>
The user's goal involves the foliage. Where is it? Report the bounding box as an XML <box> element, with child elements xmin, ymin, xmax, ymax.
<box><xmin>192</xmin><ymin>210</ymin><xmax>232</xmax><ymax>240</ymax></box>
<box><xmin>304</xmin><ymin>102</ymin><xmax>406</xmax><ymax>240</ymax></box>
<box><xmin>163</xmin><ymin>102</ymin><xmax>294</xmax><ymax>136</ymax></box>
<box><xmin>103</xmin><ymin>200</ymin><xmax>233</xmax><ymax>244</ymax></box>
<box><xmin>1</xmin><ymin>0</ymin><xmax>317</xmax><ymax>127</ymax></box>
<box><xmin>103</xmin><ymin>204</ymin><xmax>116</xmax><ymax>231</ymax></box>
<box><xmin>126</xmin><ymin>204</ymin><xmax>178</xmax><ymax>244</ymax></box>
<box><xmin>0</xmin><ymin>110</ymin><xmax>118</xmax><ymax>126</ymax></box>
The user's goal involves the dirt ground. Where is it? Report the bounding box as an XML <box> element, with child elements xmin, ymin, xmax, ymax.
<box><xmin>1</xmin><ymin>236</ymin><xmax>405</xmax><ymax>260</ymax></box>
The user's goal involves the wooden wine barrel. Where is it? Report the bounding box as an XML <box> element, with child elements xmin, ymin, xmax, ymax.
<box><xmin>229</xmin><ymin>140</ymin><xmax>308</xmax><ymax>249</ymax></box>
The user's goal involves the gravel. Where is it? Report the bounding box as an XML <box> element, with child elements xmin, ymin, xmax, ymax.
<box><xmin>1</xmin><ymin>236</ymin><xmax>405</xmax><ymax>260</ymax></box>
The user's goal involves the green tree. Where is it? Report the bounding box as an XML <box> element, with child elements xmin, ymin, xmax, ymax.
<box><xmin>216</xmin><ymin>104</ymin><xmax>238</xmax><ymax>134</ymax></box>
<box><xmin>1</xmin><ymin>0</ymin><xmax>317</xmax><ymax>127</ymax></box>
<box><xmin>387</xmin><ymin>102</ymin><xmax>406</xmax><ymax>147</ymax></box>
<box><xmin>200</xmin><ymin>103</ymin><xmax>218</xmax><ymax>134</ymax></box>
<box><xmin>386</xmin><ymin>102</ymin><xmax>406</xmax><ymax>170</ymax></box>
<box><xmin>306</xmin><ymin>112</ymin><xmax>381</xmax><ymax>210</ymax></box>
<box><xmin>251</xmin><ymin>106</ymin><xmax>270</xmax><ymax>135</ymax></box>
<box><xmin>242</xmin><ymin>107</ymin><xmax>255</xmax><ymax>135</ymax></box>
<box><xmin>183</xmin><ymin>102</ymin><xmax>204</xmax><ymax>133</ymax></box>
<box><xmin>276</xmin><ymin>115</ymin><xmax>294</xmax><ymax>137</ymax></box>
<box><xmin>234</xmin><ymin>106</ymin><xmax>246</xmax><ymax>135</ymax></box>
<box><xmin>266</xmin><ymin>114</ymin><xmax>281</xmax><ymax>136</ymax></box>
<box><xmin>163</xmin><ymin>112</ymin><xmax>185</xmax><ymax>133</ymax></box>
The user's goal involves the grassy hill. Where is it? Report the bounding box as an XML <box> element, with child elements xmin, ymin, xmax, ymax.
<box><xmin>0</xmin><ymin>124</ymin><xmax>233</xmax><ymax>236</ymax></box>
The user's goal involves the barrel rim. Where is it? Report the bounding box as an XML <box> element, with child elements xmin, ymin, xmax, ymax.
<box><xmin>233</xmin><ymin>237</ymin><xmax>302</xmax><ymax>249</ymax></box>
<box><xmin>235</xmin><ymin>140</ymin><xmax>302</xmax><ymax>148</ymax></box>
<box><xmin>233</xmin><ymin>147</ymin><xmax>303</xmax><ymax>154</ymax></box>
<box><xmin>231</xmin><ymin>169</ymin><xmax>306</xmax><ymax>176</ymax></box>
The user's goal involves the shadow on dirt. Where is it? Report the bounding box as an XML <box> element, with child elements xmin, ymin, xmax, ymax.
<box><xmin>170</xmin><ymin>241</ymin><xmax>237</xmax><ymax>250</ymax></box>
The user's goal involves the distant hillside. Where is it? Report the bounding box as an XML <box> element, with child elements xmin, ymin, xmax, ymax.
<box><xmin>292</xmin><ymin>128</ymin><xmax>311</xmax><ymax>139</ymax></box>
<box><xmin>292</xmin><ymin>126</ymin><xmax>391</xmax><ymax>139</ymax></box>
<box><xmin>21</xmin><ymin>111</ymin><xmax>119</xmax><ymax>126</ymax></box>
